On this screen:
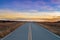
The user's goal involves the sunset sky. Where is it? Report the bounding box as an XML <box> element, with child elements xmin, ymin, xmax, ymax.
<box><xmin>0</xmin><ymin>0</ymin><xmax>60</xmax><ymax>20</ymax></box>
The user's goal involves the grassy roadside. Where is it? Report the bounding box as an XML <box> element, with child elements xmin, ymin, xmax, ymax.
<box><xmin>0</xmin><ymin>21</ymin><xmax>26</xmax><ymax>38</ymax></box>
<box><xmin>36</xmin><ymin>22</ymin><xmax>60</xmax><ymax>36</ymax></box>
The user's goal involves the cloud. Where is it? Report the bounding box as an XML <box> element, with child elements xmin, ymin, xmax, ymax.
<box><xmin>51</xmin><ymin>0</ymin><xmax>60</xmax><ymax>4</ymax></box>
<box><xmin>0</xmin><ymin>9</ymin><xmax>60</xmax><ymax>16</ymax></box>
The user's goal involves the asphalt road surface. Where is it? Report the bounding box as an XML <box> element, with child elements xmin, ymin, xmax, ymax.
<box><xmin>1</xmin><ymin>22</ymin><xmax>60</xmax><ymax>40</ymax></box>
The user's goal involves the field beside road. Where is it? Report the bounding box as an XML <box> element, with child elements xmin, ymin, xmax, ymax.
<box><xmin>36</xmin><ymin>21</ymin><xmax>60</xmax><ymax>36</ymax></box>
<box><xmin>0</xmin><ymin>20</ymin><xmax>26</xmax><ymax>38</ymax></box>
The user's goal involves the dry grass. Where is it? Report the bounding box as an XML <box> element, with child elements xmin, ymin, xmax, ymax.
<box><xmin>36</xmin><ymin>21</ymin><xmax>60</xmax><ymax>36</ymax></box>
<box><xmin>0</xmin><ymin>20</ymin><xmax>26</xmax><ymax>38</ymax></box>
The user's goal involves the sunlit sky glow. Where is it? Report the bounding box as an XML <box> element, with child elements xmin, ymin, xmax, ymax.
<box><xmin>0</xmin><ymin>0</ymin><xmax>60</xmax><ymax>19</ymax></box>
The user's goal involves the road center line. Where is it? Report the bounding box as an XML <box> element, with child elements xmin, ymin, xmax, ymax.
<box><xmin>28</xmin><ymin>23</ymin><xmax>32</xmax><ymax>40</ymax></box>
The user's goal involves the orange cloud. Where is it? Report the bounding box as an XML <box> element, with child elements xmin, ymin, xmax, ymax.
<box><xmin>0</xmin><ymin>10</ymin><xmax>60</xmax><ymax>22</ymax></box>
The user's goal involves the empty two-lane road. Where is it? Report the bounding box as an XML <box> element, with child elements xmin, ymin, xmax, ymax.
<box><xmin>1</xmin><ymin>22</ymin><xmax>60</xmax><ymax>40</ymax></box>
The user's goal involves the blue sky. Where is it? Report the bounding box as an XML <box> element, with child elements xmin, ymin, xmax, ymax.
<box><xmin>0</xmin><ymin>0</ymin><xmax>60</xmax><ymax>11</ymax></box>
<box><xmin>0</xmin><ymin>0</ymin><xmax>60</xmax><ymax>16</ymax></box>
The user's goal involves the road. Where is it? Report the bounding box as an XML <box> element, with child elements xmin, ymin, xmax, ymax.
<box><xmin>1</xmin><ymin>22</ymin><xmax>60</xmax><ymax>40</ymax></box>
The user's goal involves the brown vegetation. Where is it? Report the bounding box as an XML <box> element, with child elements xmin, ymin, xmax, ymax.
<box><xmin>36</xmin><ymin>21</ymin><xmax>60</xmax><ymax>36</ymax></box>
<box><xmin>0</xmin><ymin>20</ymin><xmax>26</xmax><ymax>38</ymax></box>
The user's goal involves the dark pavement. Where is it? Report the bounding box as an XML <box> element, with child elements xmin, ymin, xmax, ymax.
<box><xmin>1</xmin><ymin>22</ymin><xmax>60</xmax><ymax>40</ymax></box>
